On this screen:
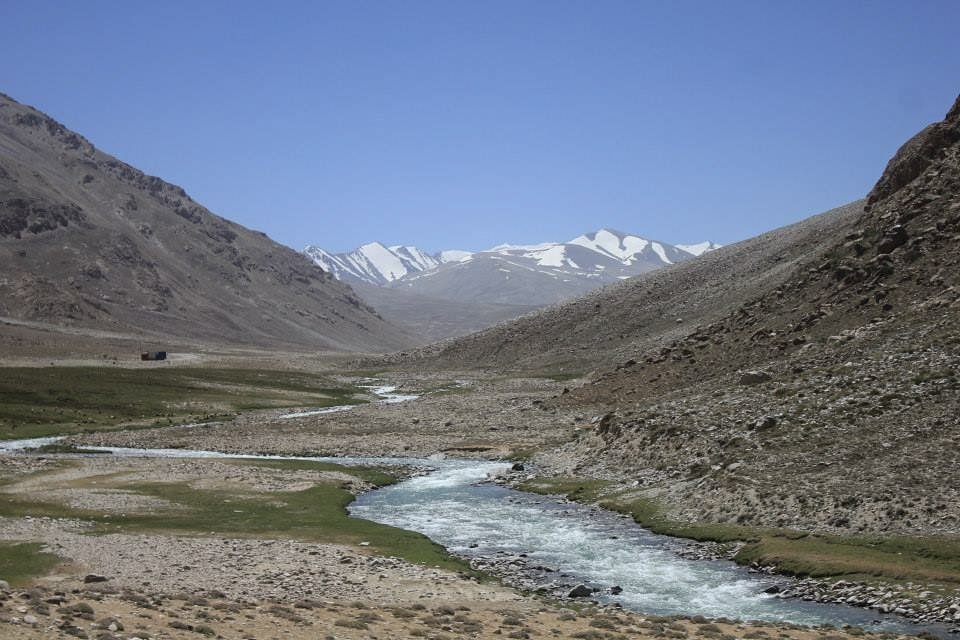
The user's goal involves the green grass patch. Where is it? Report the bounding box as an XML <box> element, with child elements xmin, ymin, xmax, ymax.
<box><xmin>519</xmin><ymin>476</ymin><xmax>960</xmax><ymax>586</ymax></box>
<box><xmin>735</xmin><ymin>534</ymin><xmax>960</xmax><ymax>583</ymax></box>
<box><xmin>0</xmin><ymin>366</ymin><xmax>365</xmax><ymax>440</ymax></box>
<box><xmin>0</xmin><ymin>464</ymin><xmax>467</xmax><ymax>574</ymax></box>
<box><xmin>0</xmin><ymin>542</ymin><xmax>61</xmax><ymax>586</ymax></box>
<box><xmin>117</xmin><ymin>482</ymin><xmax>463</xmax><ymax>570</ymax></box>
<box><xmin>519</xmin><ymin>476</ymin><xmax>614</xmax><ymax>503</ymax></box>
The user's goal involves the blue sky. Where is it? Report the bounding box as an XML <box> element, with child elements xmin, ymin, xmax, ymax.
<box><xmin>1</xmin><ymin>1</ymin><xmax>958</xmax><ymax>253</ymax></box>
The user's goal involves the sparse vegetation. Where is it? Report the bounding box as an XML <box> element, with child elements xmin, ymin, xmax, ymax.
<box><xmin>233</xmin><ymin>458</ymin><xmax>398</xmax><ymax>487</ymax></box>
<box><xmin>0</xmin><ymin>461</ymin><xmax>468</xmax><ymax>573</ymax></box>
<box><xmin>0</xmin><ymin>366</ymin><xmax>365</xmax><ymax>440</ymax></box>
<box><xmin>0</xmin><ymin>541</ymin><xmax>61</xmax><ymax>586</ymax></box>
<box><xmin>520</xmin><ymin>475</ymin><xmax>960</xmax><ymax>585</ymax></box>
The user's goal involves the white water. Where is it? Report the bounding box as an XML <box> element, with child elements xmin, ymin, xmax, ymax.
<box><xmin>277</xmin><ymin>384</ymin><xmax>417</xmax><ymax>418</ymax></box>
<box><xmin>351</xmin><ymin>461</ymin><xmax>937</xmax><ymax>633</ymax></box>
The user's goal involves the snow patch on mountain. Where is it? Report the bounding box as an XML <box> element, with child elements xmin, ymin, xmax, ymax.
<box><xmin>439</xmin><ymin>250</ymin><xmax>473</xmax><ymax>263</ymax></box>
<box><xmin>676</xmin><ymin>240</ymin><xmax>723</xmax><ymax>256</ymax></box>
<box><xmin>650</xmin><ymin>242</ymin><xmax>672</xmax><ymax>265</ymax></box>
<box><xmin>569</xmin><ymin>229</ymin><xmax>649</xmax><ymax>262</ymax></box>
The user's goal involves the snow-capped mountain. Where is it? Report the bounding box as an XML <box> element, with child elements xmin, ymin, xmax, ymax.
<box><xmin>304</xmin><ymin>229</ymin><xmax>721</xmax><ymax>336</ymax></box>
<box><xmin>304</xmin><ymin>242</ymin><xmax>467</xmax><ymax>286</ymax></box>
<box><xmin>305</xmin><ymin>229</ymin><xmax>719</xmax><ymax>289</ymax></box>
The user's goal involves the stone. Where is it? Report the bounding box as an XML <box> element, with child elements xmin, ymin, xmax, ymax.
<box><xmin>23</xmin><ymin>614</ymin><xmax>37</xmax><ymax>625</ymax></box>
<box><xmin>739</xmin><ymin>370</ymin><xmax>771</xmax><ymax>385</ymax></box>
<box><xmin>83</xmin><ymin>574</ymin><xmax>109</xmax><ymax>584</ymax></box>
<box><xmin>877</xmin><ymin>225</ymin><xmax>908</xmax><ymax>255</ymax></box>
<box><xmin>567</xmin><ymin>584</ymin><xmax>593</xmax><ymax>598</ymax></box>
<box><xmin>753</xmin><ymin>416</ymin><xmax>778</xmax><ymax>431</ymax></box>
<box><xmin>511</xmin><ymin>463</ymin><xmax>525</xmax><ymax>472</ymax></box>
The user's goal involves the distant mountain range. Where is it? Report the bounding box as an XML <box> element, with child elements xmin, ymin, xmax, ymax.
<box><xmin>305</xmin><ymin>230</ymin><xmax>720</xmax><ymax>300</ymax></box>
<box><xmin>304</xmin><ymin>230</ymin><xmax>720</xmax><ymax>340</ymax></box>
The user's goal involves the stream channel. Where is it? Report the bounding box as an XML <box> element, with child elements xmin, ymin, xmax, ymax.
<box><xmin>1</xmin><ymin>384</ymin><xmax>951</xmax><ymax>637</ymax></box>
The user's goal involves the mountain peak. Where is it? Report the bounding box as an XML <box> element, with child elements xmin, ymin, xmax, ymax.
<box><xmin>305</xmin><ymin>228</ymin><xmax>717</xmax><ymax>291</ymax></box>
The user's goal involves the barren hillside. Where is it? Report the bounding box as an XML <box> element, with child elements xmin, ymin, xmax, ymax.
<box><xmin>0</xmin><ymin>93</ymin><xmax>411</xmax><ymax>352</ymax></box>
<box><xmin>405</xmin><ymin>201</ymin><xmax>863</xmax><ymax>374</ymax></box>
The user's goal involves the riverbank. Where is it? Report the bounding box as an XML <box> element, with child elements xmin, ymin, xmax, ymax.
<box><xmin>514</xmin><ymin>474</ymin><xmax>960</xmax><ymax>630</ymax></box>
<box><xmin>3</xmin><ymin>579</ymin><xmax>899</xmax><ymax>640</ymax></box>
<box><xmin>0</xmin><ymin>452</ymin><xmax>907</xmax><ymax>640</ymax></box>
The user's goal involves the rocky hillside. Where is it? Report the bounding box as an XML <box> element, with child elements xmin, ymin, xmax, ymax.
<box><xmin>0</xmin><ymin>93</ymin><xmax>410</xmax><ymax>352</ymax></box>
<box><xmin>418</xmin><ymin>94</ymin><xmax>960</xmax><ymax>540</ymax></box>
<box><xmin>405</xmin><ymin>201</ymin><xmax>862</xmax><ymax>372</ymax></box>
<box><xmin>534</xmin><ymin>94</ymin><xmax>960</xmax><ymax>538</ymax></box>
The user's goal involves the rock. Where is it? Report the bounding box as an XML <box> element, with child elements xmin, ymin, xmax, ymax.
<box><xmin>610</xmin><ymin>585</ymin><xmax>623</xmax><ymax>595</ymax></box>
<box><xmin>23</xmin><ymin>614</ymin><xmax>37</xmax><ymax>625</ymax></box>
<box><xmin>59</xmin><ymin>623</ymin><xmax>88</xmax><ymax>639</ymax></box>
<box><xmin>83</xmin><ymin>574</ymin><xmax>109</xmax><ymax>584</ymax></box>
<box><xmin>739</xmin><ymin>370</ymin><xmax>771</xmax><ymax>385</ymax></box>
<box><xmin>511</xmin><ymin>463</ymin><xmax>525</xmax><ymax>472</ymax></box>
<box><xmin>877</xmin><ymin>225</ymin><xmax>908</xmax><ymax>255</ymax></box>
<box><xmin>567</xmin><ymin>584</ymin><xmax>593</xmax><ymax>598</ymax></box>
<box><xmin>0</xmin><ymin>580</ymin><xmax>9</xmax><ymax>591</ymax></box>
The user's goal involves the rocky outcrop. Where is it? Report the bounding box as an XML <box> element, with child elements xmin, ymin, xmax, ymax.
<box><xmin>867</xmin><ymin>94</ymin><xmax>960</xmax><ymax>208</ymax></box>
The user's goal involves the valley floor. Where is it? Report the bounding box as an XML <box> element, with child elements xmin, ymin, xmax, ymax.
<box><xmin>0</xmin><ymin>357</ymin><xmax>956</xmax><ymax>638</ymax></box>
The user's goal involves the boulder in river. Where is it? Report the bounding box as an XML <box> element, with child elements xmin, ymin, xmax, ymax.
<box><xmin>568</xmin><ymin>584</ymin><xmax>594</xmax><ymax>598</ymax></box>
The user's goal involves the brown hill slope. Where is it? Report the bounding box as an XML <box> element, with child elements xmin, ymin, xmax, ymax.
<box><xmin>406</xmin><ymin>200</ymin><xmax>864</xmax><ymax>374</ymax></box>
<box><xmin>571</xmin><ymin>94</ymin><xmax>960</xmax><ymax>407</ymax></box>
<box><xmin>0</xmin><ymin>93</ymin><xmax>410</xmax><ymax>352</ymax></box>
<box><xmin>415</xmin><ymin>94</ymin><xmax>960</xmax><ymax>540</ymax></box>
<box><xmin>531</xmin><ymin>94</ymin><xmax>960</xmax><ymax>538</ymax></box>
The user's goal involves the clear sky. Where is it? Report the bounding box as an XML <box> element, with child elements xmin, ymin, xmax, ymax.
<box><xmin>1</xmin><ymin>1</ymin><xmax>957</xmax><ymax>253</ymax></box>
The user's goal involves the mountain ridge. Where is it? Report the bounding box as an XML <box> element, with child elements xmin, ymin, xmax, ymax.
<box><xmin>305</xmin><ymin>230</ymin><xmax>720</xmax><ymax>336</ymax></box>
<box><xmin>304</xmin><ymin>229</ymin><xmax>720</xmax><ymax>288</ymax></box>
<box><xmin>0</xmin><ymin>92</ymin><xmax>411</xmax><ymax>352</ymax></box>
